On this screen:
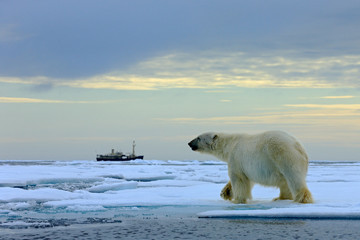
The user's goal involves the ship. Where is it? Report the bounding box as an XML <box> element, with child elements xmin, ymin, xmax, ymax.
<box><xmin>96</xmin><ymin>141</ymin><xmax>144</xmax><ymax>161</ymax></box>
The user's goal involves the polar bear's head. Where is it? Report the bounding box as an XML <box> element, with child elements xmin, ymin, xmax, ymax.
<box><xmin>188</xmin><ymin>132</ymin><xmax>218</xmax><ymax>153</ymax></box>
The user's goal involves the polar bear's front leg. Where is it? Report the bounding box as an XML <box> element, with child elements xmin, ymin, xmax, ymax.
<box><xmin>229</xmin><ymin>172</ymin><xmax>253</xmax><ymax>204</ymax></box>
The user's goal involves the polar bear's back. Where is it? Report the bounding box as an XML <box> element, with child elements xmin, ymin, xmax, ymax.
<box><xmin>221</xmin><ymin>130</ymin><xmax>307</xmax><ymax>160</ymax></box>
<box><xmin>259</xmin><ymin>131</ymin><xmax>308</xmax><ymax>163</ymax></box>
<box><xmin>221</xmin><ymin>130</ymin><xmax>309</xmax><ymax>186</ymax></box>
<box><xmin>253</xmin><ymin>131</ymin><xmax>309</xmax><ymax>181</ymax></box>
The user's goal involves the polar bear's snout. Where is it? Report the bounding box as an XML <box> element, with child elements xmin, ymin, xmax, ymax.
<box><xmin>188</xmin><ymin>133</ymin><xmax>217</xmax><ymax>152</ymax></box>
<box><xmin>188</xmin><ymin>138</ymin><xmax>199</xmax><ymax>151</ymax></box>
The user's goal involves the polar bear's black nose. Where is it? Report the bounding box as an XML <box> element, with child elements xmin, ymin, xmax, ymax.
<box><xmin>188</xmin><ymin>140</ymin><xmax>198</xmax><ymax>151</ymax></box>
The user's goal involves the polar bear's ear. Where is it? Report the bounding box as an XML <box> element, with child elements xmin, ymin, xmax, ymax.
<box><xmin>210</xmin><ymin>134</ymin><xmax>218</xmax><ymax>150</ymax></box>
<box><xmin>213</xmin><ymin>134</ymin><xmax>218</xmax><ymax>141</ymax></box>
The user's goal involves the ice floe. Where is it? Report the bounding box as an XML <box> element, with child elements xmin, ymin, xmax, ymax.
<box><xmin>0</xmin><ymin>159</ymin><xmax>360</xmax><ymax>228</ymax></box>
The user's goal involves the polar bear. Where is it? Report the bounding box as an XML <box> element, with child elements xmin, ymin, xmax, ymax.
<box><xmin>188</xmin><ymin>131</ymin><xmax>313</xmax><ymax>204</ymax></box>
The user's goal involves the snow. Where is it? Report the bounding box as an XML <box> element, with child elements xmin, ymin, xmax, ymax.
<box><xmin>0</xmin><ymin>159</ymin><xmax>360</xmax><ymax>227</ymax></box>
<box><xmin>87</xmin><ymin>181</ymin><xmax>138</xmax><ymax>193</ymax></box>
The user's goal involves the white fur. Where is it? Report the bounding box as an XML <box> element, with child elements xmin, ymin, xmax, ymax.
<box><xmin>188</xmin><ymin>131</ymin><xmax>313</xmax><ymax>204</ymax></box>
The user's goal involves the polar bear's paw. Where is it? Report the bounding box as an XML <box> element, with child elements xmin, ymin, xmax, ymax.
<box><xmin>272</xmin><ymin>196</ymin><xmax>292</xmax><ymax>201</ymax></box>
<box><xmin>295</xmin><ymin>188</ymin><xmax>314</xmax><ymax>204</ymax></box>
<box><xmin>220</xmin><ymin>181</ymin><xmax>233</xmax><ymax>201</ymax></box>
<box><xmin>232</xmin><ymin>198</ymin><xmax>247</xmax><ymax>204</ymax></box>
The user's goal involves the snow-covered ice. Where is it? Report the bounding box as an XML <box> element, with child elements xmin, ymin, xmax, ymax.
<box><xmin>0</xmin><ymin>159</ymin><xmax>360</xmax><ymax>228</ymax></box>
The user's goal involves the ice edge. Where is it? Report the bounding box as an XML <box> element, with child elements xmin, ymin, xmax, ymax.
<box><xmin>198</xmin><ymin>211</ymin><xmax>360</xmax><ymax>220</ymax></box>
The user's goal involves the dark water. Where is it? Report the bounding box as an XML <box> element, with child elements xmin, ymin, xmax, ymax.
<box><xmin>1</xmin><ymin>218</ymin><xmax>360</xmax><ymax>240</ymax></box>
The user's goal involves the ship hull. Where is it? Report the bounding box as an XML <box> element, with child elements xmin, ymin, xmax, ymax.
<box><xmin>96</xmin><ymin>155</ymin><xmax>144</xmax><ymax>161</ymax></box>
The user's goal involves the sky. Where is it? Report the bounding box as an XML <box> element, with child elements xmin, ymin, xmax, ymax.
<box><xmin>0</xmin><ymin>0</ymin><xmax>360</xmax><ymax>161</ymax></box>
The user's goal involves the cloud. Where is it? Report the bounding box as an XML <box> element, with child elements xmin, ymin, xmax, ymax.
<box><xmin>0</xmin><ymin>97</ymin><xmax>65</xmax><ymax>103</ymax></box>
<box><xmin>0</xmin><ymin>76</ymin><xmax>51</xmax><ymax>86</ymax></box>
<box><xmin>64</xmin><ymin>52</ymin><xmax>360</xmax><ymax>90</ymax></box>
<box><xmin>321</xmin><ymin>96</ymin><xmax>355</xmax><ymax>99</ymax></box>
<box><xmin>2</xmin><ymin>51</ymin><xmax>360</xmax><ymax>91</ymax></box>
<box><xmin>156</xmin><ymin>104</ymin><xmax>360</xmax><ymax>130</ymax></box>
<box><xmin>157</xmin><ymin>111</ymin><xmax>360</xmax><ymax>125</ymax></box>
<box><xmin>286</xmin><ymin>104</ymin><xmax>360</xmax><ymax>110</ymax></box>
<box><xmin>0</xmin><ymin>24</ymin><xmax>28</xmax><ymax>42</ymax></box>
<box><xmin>65</xmin><ymin>75</ymin><xmax>202</xmax><ymax>91</ymax></box>
<box><xmin>2</xmin><ymin>1</ymin><xmax>360</xmax><ymax>80</ymax></box>
<box><xmin>0</xmin><ymin>97</ymin><xmax>118</xmax><ymax>104</ymax></box>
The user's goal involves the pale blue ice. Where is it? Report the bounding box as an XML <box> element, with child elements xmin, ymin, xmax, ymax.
<box><xmin>0</xmin><ymin>160</ymin><xmax>360</xmax><ymax>228</ymax></box>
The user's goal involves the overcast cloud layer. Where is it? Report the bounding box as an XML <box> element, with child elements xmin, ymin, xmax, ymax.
<box><xmin>1</xmin><ymin>0</ymin><xmax>360</xmax><ymax>79</ymax></box>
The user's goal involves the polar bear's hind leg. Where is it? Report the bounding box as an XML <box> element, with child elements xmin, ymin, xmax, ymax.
<box><xmin>273</xmin><ymin>182</ymin><xmax>293</xmax><ymax>201</ymax></box>
<box><xmin>295</xmin><ymin>187</ymin><xmax>313</xmax><ymax>203</ymax></box>
<box><xmin>268</xmin><ymin>140</ymin><xmax>313</xmax><ymax>204</ymax></box>
<box><xmin>275</xmin><ymin>159</ymin><xmax>313</xmax><ymax>203</ymax></box>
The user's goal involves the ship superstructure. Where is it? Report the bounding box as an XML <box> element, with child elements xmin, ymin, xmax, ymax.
<box><xmin>96</xmin><ymin>141</ymin><xmax>144</xmax><ymax>161</ymax></box>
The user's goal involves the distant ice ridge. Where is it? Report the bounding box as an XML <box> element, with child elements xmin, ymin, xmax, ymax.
<box><xmin>0</xmin><ymin>160</ymin><xmax>360</xmax><ymax>228</ymax></box>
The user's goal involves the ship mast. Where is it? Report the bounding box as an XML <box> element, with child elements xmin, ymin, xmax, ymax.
<box><xmin>132</xmin><ymin>140</ymin><xmax>136</xmax><ymax>156</ymax></box>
